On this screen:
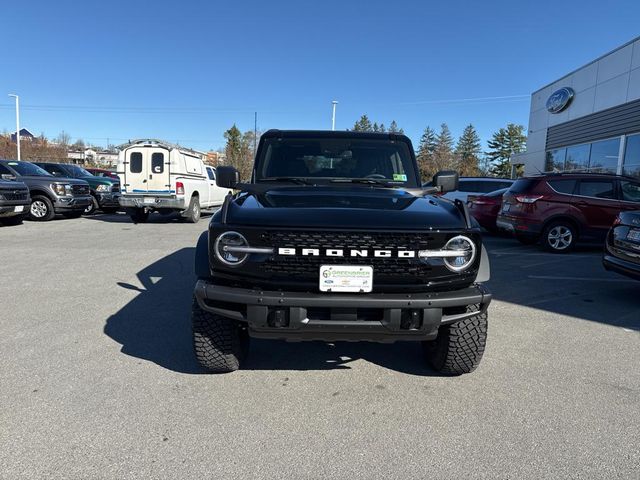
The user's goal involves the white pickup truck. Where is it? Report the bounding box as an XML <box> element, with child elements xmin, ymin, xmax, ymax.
<box><xmin>117</xmin><ymin>139</ymin><xmax>228</xmax><ymax>223</ymax></box>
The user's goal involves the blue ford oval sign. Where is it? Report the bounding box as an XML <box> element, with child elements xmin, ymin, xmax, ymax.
<box><xmin>546</xmin><ymin>87</ymin><xmax>575</xmax><ymax>114</ymax></box>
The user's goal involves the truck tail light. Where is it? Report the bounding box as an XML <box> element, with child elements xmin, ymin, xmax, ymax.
<box><xmin>176</xmin><ymin>182</ymin><xmax>185</xmax><ymax>195</ymax></box>
<box><xmin>515</xmin><ymin>195</ymin><xmax>544</xmax><ymax>204</ymax></box>
<box><xmin>612</xmin><ymin>215</ymin><xmax>622</xmax><ymax>226</ymax></box>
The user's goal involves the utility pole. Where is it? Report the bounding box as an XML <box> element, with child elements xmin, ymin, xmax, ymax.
<box><xmin>331</xmin><ymin>100</ymin><xmax>338</xmax><ymax>131</ymax></box>
<box><xmin>8</xmin><ymin>94</ymin><xmax>20</xmax><ymax>161</ymax></box>
<box><xmin>253</xmin><ymin>111</ymin><xmax>257</xmax><ymax>157</ymax></box>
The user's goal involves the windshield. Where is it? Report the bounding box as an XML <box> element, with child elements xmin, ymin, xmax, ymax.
<box><xmin>256</xmin><ymin>137</ymin><xmax>419</xmax><ymax>187</ymax></box>
<box><xmin>66</xmin><ymin>165</ymin><xmax>93</xmax><ymax>177</ymax></box>
<box><xmin>6</xmin><ymin>161</ymin><xmax>52</xmax><ymax>177</ymax></box>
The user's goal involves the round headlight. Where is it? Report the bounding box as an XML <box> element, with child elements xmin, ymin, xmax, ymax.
<box><xmin>214</xmin><ymin>231</ymin><xmax>249</xmax><ymax>266</ymax></box>
<box><xmin>443</xmin><ymin>235</ymin><xmax>476</xmax><ymax>272</ymax></box>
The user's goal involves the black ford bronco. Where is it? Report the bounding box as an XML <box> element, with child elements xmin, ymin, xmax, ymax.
<box><xmin>193</xmin><ymin>130</ymin><xmax>491</xmax><ymax>375</ymax></box>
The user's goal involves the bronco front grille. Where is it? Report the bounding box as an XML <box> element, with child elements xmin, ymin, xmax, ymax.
<box><xmin>259</xmin><ymin>230</ymin><xmax>441</xmax><ymax>280</ymax></box>
<box><xmin>1</xmin><ymin>189</ymin><xmax>28</xmax><ymax>201</ymax></box>
<box><xmin>72</xmin><ymin>184</ymin><xmax>90</xmax><ymax>196</ymax></box>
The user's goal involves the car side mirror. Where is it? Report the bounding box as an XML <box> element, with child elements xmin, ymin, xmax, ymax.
<box><xmin>1</xmin><ymin>174</ymin><xmax>16</xmax><ymax>181</ymax></box>
<box><xmin>433</xmin><ymin>170</ymin><xmax>459</xmax><ymax>193</ymax></box>
<box><xmin>216</xmin><ymin>166</ymin><xmax>239</xmax><ymax>188</ymax></box>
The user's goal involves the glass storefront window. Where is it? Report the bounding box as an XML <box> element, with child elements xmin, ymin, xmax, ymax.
<box><xmin>565</xmin><ymin>144</ymin><xmax>591</xmax><ymax>171</ymax></box>
<box><xmin>545</xmin><ymin>148</ymin><xmax>566</xmax><ymax>172</ymax></box>
<box><xmin>623</xmin><ymin>134</ymin><xmax>640</xmax><ymax>178</ymax></box>
<box><xmin>588</xmin><ymin>138</ymin><xmax>620</xmax><ymax>173</ymax></box>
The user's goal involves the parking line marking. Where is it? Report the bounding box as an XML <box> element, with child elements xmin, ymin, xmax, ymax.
<box><xmin>528</xmin><ymin>275</ymin><xmax>637</xmax><ymax>283</ymax></box>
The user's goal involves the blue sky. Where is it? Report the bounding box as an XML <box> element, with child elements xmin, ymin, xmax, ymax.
<box><xmin>1</xmin><ymin>0</ymin><xmax>639</xmax><ymax>152</ymax></box>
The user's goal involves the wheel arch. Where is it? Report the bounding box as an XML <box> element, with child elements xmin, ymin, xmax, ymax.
<box><xmin>541</xmin><ymin>214</ymin><xmax>582</xmax><ymax>239</ymax></box>
<box><xmin>194</xmin><ymin>231</ymin><xmax>212</xmax><ymax>279</ymax></box>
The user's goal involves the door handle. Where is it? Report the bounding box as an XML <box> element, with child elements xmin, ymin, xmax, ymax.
<box><xmin>149</xmin><ymin>174</ymin><xmax>153</xmax><ymax>179</ymax></box>
<box><xmin>142</xmin><ymin>179</ymin><xmax>147</xmax><ymax>183</ymax></box>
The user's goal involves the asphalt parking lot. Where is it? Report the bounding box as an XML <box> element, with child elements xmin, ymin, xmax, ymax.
<box><xmin>1</xmin><ymin>214</ymin><xmax>638</xmax><ymax>479</ymax></box>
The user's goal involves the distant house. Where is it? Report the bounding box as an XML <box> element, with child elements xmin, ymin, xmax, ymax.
<box><xmin>66</xmin><ymin>148</ymin><xmax>119</xmax><ymax>166</ymax></box>
<box><xmin>95</xmin><ymin>151</ymin><xmax>119</xmax><ymax>167</ymax></box>
<box><xmin>10</xmin><ymin>128</ymin><xmax>35</xmax><ymax>142</ymax></box>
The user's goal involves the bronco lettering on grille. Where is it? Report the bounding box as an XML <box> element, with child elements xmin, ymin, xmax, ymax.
<box><xmin>278</xmin><ymin>248</ymin><xmax>416</xmax><ymax>258</ymax></box>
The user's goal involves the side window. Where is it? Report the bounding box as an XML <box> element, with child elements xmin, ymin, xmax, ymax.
<box><xmin>547</xmin><ymin>179</ymin><xmax>576</xmax><ymax>194</ymax></box>
<box><xmin>130</xmin><ymin>152</ymin><xmax>143</xmax><ymax>173</ymax></box>
<box><xmin>151</xmin><ymin>153</ymin><xmax>164</xmax><ymax>174</ymax></box>
<box><xmin>498</xmin><ymin>182</ymin><xmax>513</xmax><ymax>190</ymax></box>
<box><xmin>577</xmin><ymin>180</ymin><xmax>615</xmax><ymax>199</ymax></box>
<box><xmin>206</xmin><ymin>167</ymin><xmax>216</xmax><ymax>180</ymax></box>
<box><xmin>620</xmin><ymin>180</ymin><xmax>640</xmax><ymax>203</ymax></box>
<box><xmin>481</xmin><ymin>182</ymin><xmax>502</xmax><ymax>193</ymax></box>
<box><xmin>459</xmin><ymin>181</ymin><xmax>480</xmax><ymax>192</ymax></box>
<box><xmin>0</xmin><ymin>164</ymin><xmax>13</xmax><ymax>176</ymax></box>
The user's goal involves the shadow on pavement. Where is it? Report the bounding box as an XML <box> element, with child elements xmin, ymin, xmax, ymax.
<box><xmin>103</xmin><ymin>247</ymin><xmax>441</xmax><ymax>376</ymax></box>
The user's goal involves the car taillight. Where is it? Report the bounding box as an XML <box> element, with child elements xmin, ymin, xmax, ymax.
<box><xmin>515</xmin><ymin>195</ymin><xmax>544</xmax><ymax>204</ymax></box>
<box><xmin>472</xmin><ymin>199</ymin><xmax>493</xmax><ymax>205</ymax></box>
<box><xmin>612</xmin><ymin>216</ymin><xmax>622</xmax><ymax>226</ymax></box>
<box><xmin>176</xmin><ymin>182</ymin><xmax>185</xmax><ymax>195</ymax></box>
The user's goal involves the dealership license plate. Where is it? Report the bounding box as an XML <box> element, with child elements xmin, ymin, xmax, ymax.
<box><xmin>502</xmin><ymin>203</ymin><xmax>511</xmax><ymax>213</ymax></box>
<box><xmin>319</xmin><ymin>265</ymin><xmax>373</xmax><ymax>293</ymax></box>
<box><xmin>14</xmin><ymin>205</ymin><xmax>24</xmax><ymax>213</ymax></box>
<box><xmin>143</xmin><ymin>197</ymin><xmax>156</xmax><ymax>204</ymax></box>
<box><xmin>627</xmin><ymin>228</ymin><xmax>640</xmax><ymax>242</ymax></box>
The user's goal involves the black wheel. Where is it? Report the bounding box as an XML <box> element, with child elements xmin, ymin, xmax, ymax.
<box><xmin>423</xmin><ymin>304</ymin><xmax>488</xmax><ymax>375</ymax></box>
<box><xmin>542</xmin><ymin>220</ymin><xmax>576</xmax><ymax>253</ymax></box>
<box><xmin>101</xmin><ymin>207</ymin><xmax>119</xmax><ymax>214</ymax></box>
<box><xmin>128</xmin><ymin>208</ymin><xmax>149</xmax><ymax>223</ymax></box>
<box><xmin>184</xmin><ymin>196</ymin><xmax>201</xmax><ymax>224</ymax></box>
<box><xmin>28</xmin><ymin>195</ymin><xmax>55</xmax><ymax>221</ymax></box>
<box><xmin>63</xmin><ymin>211</ymin><xmax>83</xmax><ymax>219</ymax></box>
<box><xmin>192</xmin><ymin>298</ymin><xmax>249</xmax><ymax>373</ymax></box>
<box><xmin>515</xmin><ymin>233</ymin><xmax>538</xmax><ymax>245</ymax></box>
<box><xmin>84</xmin><ymin>196</ymin><xmax>99</xmax><ymax>215</ymax></box>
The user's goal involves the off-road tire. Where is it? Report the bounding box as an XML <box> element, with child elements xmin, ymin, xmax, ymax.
<box><xmin>28</xmin><ymin>195</ymin><xmax>56</xmax><ymax>221</ymax></box>
<box><xmin>101</xmin><ymin>207</ymin><xmax>119</xmax><ymax>214</ymax></box>
<box><xmin>129</xmin><ymin>208</ymin><xmax>149</xmax><ymax>224</ymax></box>
<box><xmin>84</xmin><ymin>196</ymin><xmax>99</xmax><ymax>215</ymax></box>
<box><xmin>63</xmin><ymin>211</ymin><xmax>83</xmax><ymax>219</ymax></box>
<box><xmin>192</xmin><ymin>298</ymin><xmax>249</xmax><ymax>373</ymax></box>
<box><xmin>184</xmin><ymin>196</ymin><xmax>201</xmax><ymax>224</ymax></box>
<box><xmin>542</xmin><ymin>220</ymin><xmax>577</xmax><ymax>253</ymax></box>
<box><xmin>423</xmin><ymin>304</ymin><xmax>488</xmax><ymax>375</ymax></box>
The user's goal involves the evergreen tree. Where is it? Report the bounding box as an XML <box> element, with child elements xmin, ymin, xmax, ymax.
<box><xmin>388</xmin><ymin>120</ymin><xmax>404</xmax><ymax>134</ymax></box>
<box><xmin>486</xmin><ymin>123</ymin><xmax>527</xmax><ymax>177</ymax></box>
<box><xmin>455</xmin><ymin>124</ymin><xmax>481</xmax><ymax>176</ymax></box>
<box><xmin>372</xmin><ymin>122</ymin><xmax>380</xmax><ymax>132</ymax></box>
<box><xmin>378</xmin><ymin>123</ymin><xmax>386</xmax><ymax>133</ymax></box>
<box><xmin>432</xmin><ymin>123</ymin><xmax>455</xmax><ymax>173</ymax></box>
<box><xmin>353</xmin><ymin>115</ymin><xmax>373</xmax><ymax>132</ymax></box>
<box><xmin>223</xmin><ymin>124</ymin><xmax>243</xmax><ymax>165</ymax></box>
<box><xmin>416</xmin><ymin>126</ymin><xmax>437</xmax><ymax>181</ymax></box>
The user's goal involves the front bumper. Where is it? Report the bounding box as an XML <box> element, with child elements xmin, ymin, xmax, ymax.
<box><xmin>53</xmin><ymin>195</ymin><xmax>92</xmax><ymax>212</ymax></box>
<box><xmin>119</xmin><ymin>195</ymin><xmax>186</xmax><ymax>210</ymax></box>
<box><xmin>96</xmin><ymin>192</ymin><xmax>121</xmax><ymax>208</ymax></box>
<box><xmin>603</xmin><ymin>254</ymin><xmax>640</xmax><ymax>281</ymax></box>
<box><xmin>0</xmin><ymin>199</ymin><xmax>30</xmax><ymax>218</ymax></box>
<box><xmin>194</xmin><ymin>280</ymin><xmax>491</xmax><ymax>342</ymax></box>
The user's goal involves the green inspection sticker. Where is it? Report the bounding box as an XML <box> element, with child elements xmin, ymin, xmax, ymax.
<box><xmin>393</xmin><ymin>174</ymin><xmax>407</xmax><ymax>181</ymax></box>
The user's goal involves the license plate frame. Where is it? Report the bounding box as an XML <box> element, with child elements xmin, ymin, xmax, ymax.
<box><xmin>14</xmin><ymin>205</ymin><xmax>24</xmax><ymax>213</ymax></box>
<box><xmin>319</xmin><ymin>265</ymin><xmax>373</xmax><ymax>293</ymax></box>
<box><xmin>143</xmin><ymin>197</ymin><xmax>156</xmax><ymax>205</ymax></box>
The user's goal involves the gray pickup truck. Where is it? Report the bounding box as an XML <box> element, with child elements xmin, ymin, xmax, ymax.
<box><xmin>0</xmin><ymin>160</ymin><xmax>92</xmax><ymax>221</ymax></box>
<box><xmin>0</xmin><ymin>177</ymin><xmax>30</xmax><ymax>225</ymax></box>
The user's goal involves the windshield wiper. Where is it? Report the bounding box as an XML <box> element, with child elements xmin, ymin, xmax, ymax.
<box><xmin>330</xmin><ymin>178</ymin><xmax>401</xmax><ymax>187</ymax></box>
<box><xmin>260</xmin><ymin>177</ymin><xmax>314</xmax><ymax>185</ymax></box>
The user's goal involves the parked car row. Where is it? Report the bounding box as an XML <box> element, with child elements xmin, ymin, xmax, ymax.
<box><xmin>464</xmin><ymin>171</ymin><xmax>640</xmax><ymax>281</ymax></box>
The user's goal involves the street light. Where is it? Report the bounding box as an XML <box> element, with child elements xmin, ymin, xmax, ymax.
<box><xmin>331</xmin><ymin>100</ymin><xmax>338</xmax><ymax>131</ymax></box>
<box><xmin>8</xmin><ymin>94</ymin><xmax>20</xmax><ymax>161</ymax></box>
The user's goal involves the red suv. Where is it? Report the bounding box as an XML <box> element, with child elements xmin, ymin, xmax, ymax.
<box><xmin>496</xmin><ymin>173</ymin><xmax>640</xmax><ymax>252</ymax></box>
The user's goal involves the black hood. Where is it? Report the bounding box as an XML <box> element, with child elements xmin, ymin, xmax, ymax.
<box><xmin>221</xmin><ymin>186</ymin><xmax>466</xmax><ymax>230</ymax></box>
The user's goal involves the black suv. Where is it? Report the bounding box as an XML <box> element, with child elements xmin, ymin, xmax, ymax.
<box><xmin>0</xmin><ymin>176</ymin><xmax>30</xmax><ymax>225</ymax></box>
<box><xmin>0</xmin><ymin>160</ymin><xmax>92</xmax><ymax>221</ymax></box>
<box><xmin>192</xmin><ymin>130</ymin><xmax>492</xmax><ymax>375</ymax></box>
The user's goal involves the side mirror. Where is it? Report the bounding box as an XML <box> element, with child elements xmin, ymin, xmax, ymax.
<box><xmin>216</xmin><ymin>166</ymin><xmax>239</xmax><ymax>189</ymax></box>
<box><xmin>1</xmin><ymin>174</ymin><xmax>16</xmax><ymax>181</ymax></box>
<box><xmin>433</xmin><ymin>170</ymin><xmax>459</xmax><ymax>193</ymax></box>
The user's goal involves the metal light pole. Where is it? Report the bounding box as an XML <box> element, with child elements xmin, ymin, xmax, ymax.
<box><xmin>331</xmin><ymin>100</ymin><xmax>338</xmax><ymax>131</ymax></box>
<box><xmin>8</xmin><ymin>94</ymin><xmax>20</xmax><ymax>161</ymax></box>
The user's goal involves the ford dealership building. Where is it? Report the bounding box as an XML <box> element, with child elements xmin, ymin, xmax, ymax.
<box><xmin>517</xmin><ymin>36</ymin><xmax>640</xmax><ymax>179</ymax></box>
